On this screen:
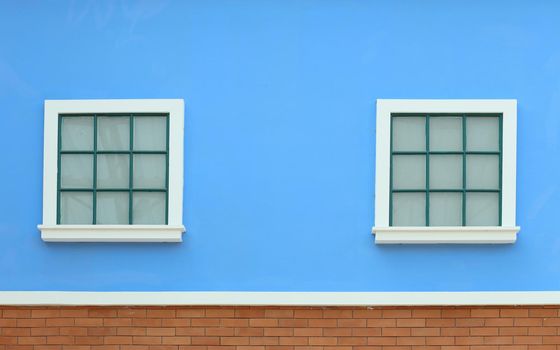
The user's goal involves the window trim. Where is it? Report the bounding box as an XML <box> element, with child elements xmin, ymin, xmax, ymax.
<box><xmin>372</xmin><ymin>99</ymin><xmax>519</xmax><ymax>244</ymax></box>
<box><xmin>38</xmin><ymin>99</ymin><xmax>185</xmax><ymax>242</ymax></box>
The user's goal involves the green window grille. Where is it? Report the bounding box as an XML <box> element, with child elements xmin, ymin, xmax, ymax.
<box><xmin>56</xmin><ymin>113</ymin><xmax>170</xmax><ymax>225</ymax></box>
<box><xmin>389</xmin><ymin>113</ymin><xmax>503</xmax><ymax>227</ymax></box>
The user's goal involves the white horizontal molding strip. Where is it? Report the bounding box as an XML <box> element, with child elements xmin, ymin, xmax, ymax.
<box><xmin>38</xmin><ymin>225</ymin><xmax>186</xmax><ymax>243</ymax></box>
<box><xmin>372</xmin><ymin>226</ymin><xmax>521</xmax><ymax>244</ymax></box>
<box><xmin>1</xmin><ymin>291</ymin><xmax>560</xmax><ymax>306</ymax></box>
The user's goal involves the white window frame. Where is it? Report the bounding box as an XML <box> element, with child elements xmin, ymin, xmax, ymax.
<box><xmin>38</xmin><ymin>99</ymin><xmax>185</xmax><ymax>242</ymax></box>
<box><xmin>372</xmin><ymin>99</ymin><xmax>520</xmax><ymax>244</ymax></box>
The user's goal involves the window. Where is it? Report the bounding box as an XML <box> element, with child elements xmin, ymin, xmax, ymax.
<box><xmin>372</xmin><ymin>100</ymin><xmax>519</xmax><ymax>244</ymax></box>
<box><xmin>38</xmin><ymin>99</ymin><xmax>185</xmax><ymax>242</ymax></box>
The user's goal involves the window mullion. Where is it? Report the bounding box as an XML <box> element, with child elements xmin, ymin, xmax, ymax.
<box><xmin>389</xmin><ymin>115</ymin><xmax>394</xmax><ymax>226</ymax></box>
<box><xmin>165</xmin><ymin>114</ymin><xmax>170</xmax><ymax>225</ymax></box>
<box><xmin>499</xmin><ymin>114</ymin><xmax>503</xmax><ymax>226</ymax></box>
<box><xmin>425</xmin><ymin>114</ymin><xmax>430</xmax><ymax>226</ymax></box>
<box><xmin>56</xmin><ymin>117</ymin><xmax>62</xmax><ymax>224</ymax></box>
<box><xmin>92</xmin><ymin>114</ymin><xmax>98</xmax><ymax>224</ymax></box>
<box><xmin>462</xmin><ymin>113</ymin><xmax>467</xmax><ymax>226</ymax></box>
<box><xmin>129</xmin><ymin>114</ymin><xmax>134</xmax><ymax>225</ymax></box>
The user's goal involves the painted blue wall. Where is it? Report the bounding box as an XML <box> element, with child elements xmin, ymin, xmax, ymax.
<box><xmin>1</xmin><ymin>0</ymin><xmax>560</xmax><ymax>291</ymax></box>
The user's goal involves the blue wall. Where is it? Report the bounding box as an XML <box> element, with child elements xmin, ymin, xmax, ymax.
<box><xmin>1</xmin><ymin>0</ymin><xmax>560</xmax><ymax>291</ymax></box>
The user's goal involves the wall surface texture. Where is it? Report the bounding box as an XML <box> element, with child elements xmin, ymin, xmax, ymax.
<box><xmin>2</xmin><ymin>0</ymin><xmax>560</xmax><ymax>292</ymax></box>
<box><xmin>2</xmin><ymin>306</ymin><xmax>560</xmax><ymax>350</ymax></box>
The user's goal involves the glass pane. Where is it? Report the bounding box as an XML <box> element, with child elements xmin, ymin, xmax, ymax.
<box><xmin>60</xmin><ymin>154</ymin><xmax>93</xmax><ymax>188</ymax></box>
<box><xmin>133</xmin><ymin>192</ymin><xmax>166</xmax><ymax>224</ymax></box>
<box><xmin>392</xmin><ymin>192</ymin><xmax>425</xmax><ymax>226</ymax></box>
<box><xmin>133</xmin><ymin>154</ymin><xmax>166</xmax><ymax>189</ymax></box>
<box><xmin>466</xmin><ymin>116</ymin><xmax>499</xmax><ymax>151</ymax></box>
<box><xmin>97</xmin><ymin>154</ymin><xmax>129</xmax><ymax>189</ymax></box>
<box><xmin>429</xmin><ymin>116</ymin><xmax>462</xmax><ymax>151</ymax></box>
<box><xmin>430</xmin><ymin>155</ymin><xmax>462</xmax><ymax>189</ymax></box>
<box><xmin>61</xmin><ymin>116</ymin><xmax>93</xmax><ymax>151</ymax></box>
<box><xmin>392</xmin><ymin>116</ymin><xmax>425</xmax><ymax>151</ymax></box>
<box><xmin>392</xmin><ymin>155</ymin><xmax>425</xmax><ymax>190</ymax></box>
<box><xmin>429</xmin><ymin>192</ymin><xmax>462</xmax><ymax>226</ymax></box>
<box><xmin>466</xmin><ymin>155</ymin><xmax>499</xmax><ymax>189</ymax></box>
<box><xmin>134</xmin><ymin>116</ymin><xmax>167</xmax><ymax>151</ymax></box>
<box><xmin>96</xmin><ymin>192</ymin><xmax>129</xmax><ymax>224</ymax></box>
<box><xmin>97</xmin><ymin>116</ymin><xmax>130</xmax><ymax>151</ymax></box>
<box><xmin>466</xmin><ymin>192</ymin><xmax>499</xmax><ymax>226</ymax></box>
<box><xmin>60</xmin><ymin>192</ymin><xmax>92</xmax><ymax>224</ymax></box>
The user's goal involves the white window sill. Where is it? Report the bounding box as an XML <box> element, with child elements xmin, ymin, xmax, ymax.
<box><xmin>37</xmin><ymin>225</ymin><xmax>186</xmax><ymax>242</ymax></box>
<box><xmin>371</xmin><ymin>226</ymin><xmax>520</xmax><ymax>244</ymax></box>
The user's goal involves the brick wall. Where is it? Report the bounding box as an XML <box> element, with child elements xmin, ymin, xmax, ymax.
<box><xmin>1</xmin><ymin>306</ymin><xmax>560</xmax><ymax>350</ymax></box>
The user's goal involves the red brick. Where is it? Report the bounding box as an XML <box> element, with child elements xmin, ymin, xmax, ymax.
<box><xmin>352</xmin><ymin>328</ymin><xmax>382</xmax><ymax>337</ymax></box>
<box><xmin>322</xmin><ymin>328</ymin><xmax>351</xmax><ymax>337</ymax></box>
<box><xmin>249</xmin><ymin>337</ymin><xmax>278</xmax><ymax>346</ymax></box>
<box><xmin>455</xmin><ymin>336</ymin><xmax>484</xmax><ymax>345</ymax></box>
<box><xmin>337</xmin><ymin>319</ymin><xmax>366</xmax><ymax>327</ymax></box>
<box><xmin>527</xmin><ymin>327</ymin><xmax>556</xmax><ymax>336</ymax></box>
<box><xmin>205</xmin><ymin>328</ymin><xmax>235</xmax><ymax>337</ymax></box>
<box><xmin>293</xmin><ymin>310</ymin><xmax>322</xmax><ymax>319</ymax></box>
<box><xmin>46</xmin><ymin>336</ymin><xmax>74</xmax><ymax>345</ymax></box>
<box><xmin>279</xmin><ymin>337</ymin><xmax>308</xmax><ymax>346</ymax></box>
<box><xmin>146</xmin><ymin>310</ymin><xmax>176</xmax><ymax>318</ymax></box>
<box><xmin>132</xmin><ymin>337</ymin><xmax>162</xmax><ymax>345</ymax></box>
<box><xmin>32</xmin><ymin>328</ymin><xmax>60</xmax><ymax>336</ymax></box>
<box><xmin>17</xmin><ymin>319</ymin><xmax>46</xmax><ymax>327</ymax></box>
<box><xmin>367</xmin><ymin>337</ymin><xmax>397</xmax><ymax>346</ymax></box>
<box><xmin>191</xmin><ymin>338</ymin><xmax>220</xmax><ymax>346</ymax></box>
<box><xmin>396</xmin><ymin>336</ymin><xmax>426</xmax><ymax>346</ymax></box>
<box><xmin>264</xmin><ymin>309</ymin><xmax>293</xmax><ymax>318</ymax></box>
<box><xmin>18</xmin><ymin>337</ymin><xmax>47</xmax><ymax>345</ymax></box>
<box><xmin>2</xmin><ymin>328</ymin><xmax>30</xmax><ymax>336</ymax></box>
<box><xmin>88</xmin><ymin>309</ymin><xmax>117</xmax><ymax>318</ymax></box>
<box><xmin>205</xmin><ymin>309</ymin><xmax>234</xmax><ymax>318</ymax></box>
<box><xmin>441</xmin><ymin>309</ymin><xmax>470</xmax><ymax>318</ymax></box>
<box><xmin>411</xmin><ymin>309</ymin><xmax>441</xmax><ymax>318</ymax></box>
<box><xmin>307</xmin><ymin>319</ymin><xmax>336</xmax><ymax>327</ymax></box>
<box><xmin>396</xmin><ymin>318</ymin><xmax>425</xmax><ymax>327</ymax></box>
<box><xmin>176</xmin><ymin>309</ymin><xmax>205</xmax><ymax>318</ymax></box>
<box><xmin>278</xmin><ymin>319</ymin><xmax>306</xmax><ymax>328</ymax></box>
<box><xmin>411</xmin><ymin>327</ymin><xmax>440</xmax><ymax>336</ymax></box>
<box><xmin>117</xmin><ymin>309</ymin><xmax>147</xmax><ymax>318</ymax></box>
<box><xmin>249</xmin><ymin>319</ymin><xmax>277</xmax><ymax>327</ymax></box>
<box><xmin>31</xmin><ymin>310</ymin><xmax>61</xmax><ymax>318</ymax></box>
<box><xmin>235</xmin><ymin>310</ymin><xmax>266</xmax><ymax>319</ymax></box>
<box><xmin>337</xmin><ymin>337</ymin><xmax>367</xmax><ymax>346</ymax></box>
<box><xmin>308</xmin><ymin>338</ymin><xmax>336</xmax><ymax>346</ymax></box>
<box><xmin>352</xmin><ymin>309</ymin><xmax>382</xmax><ymax>318</ymax></box>
<box><xmin>146</xmin><ymin>328</ymin><xmax>175</xmax><ymax>337</ymax></box>
<box><xmin>221</xmin><ymin>319</ymin><xmax>248</xmax><ymax>327</ymax></box>
<box><xmin>74</xmin><ymin>337</ymin><xmax>104</xmax><ymax>345</ymax></box>
<box><xmin>219</xmin><ymin>337</ymin><xmax>249</xmax><ymax>345</ymax></box>
<box><xmin>500</xmin><ymin>327</ymin><xmax>528</xmax><ymax>336</ymax></box>
<box><xmin>470</xmin><ymin>327</ymin><xmax>499</xmax><ymax>336</ymax></box>
<box><xmin>293</xmin><ymin>328</ymin><xmax>322</xmax><ymax>337</ymax></box>
<box><xmin>235</xmin><ymin>328</ymin><xmax>263</xmax><ymax>337</ymax></box>
<box><xmin>117</xmin><ymin>328</ymin><xmax>146</xmax><ymax>336</ymax></box>
<box><xmin>382</xmin><ymin>310</ymin><xmax>412</xmax><ymax>318</ymax></box>
<box><xmin>162</xmin><ymin>337</ymin><xmax>191</xmax><ymax>346</ymax></box>
<box><xmin>513</xmin><ymin>336</ymin><xmax>542</xmax><ymax>344</ymax></box>
<box><xmin>483</xmin><ymin>336</ymin><xmax>513</xmax><ymax>345</ymax></box>
<box><xmin>176</xmin><ymin>328</ymin><xmax>205</xmax><ymax>337</ymax></box>
<box><xmin>500</xmin><ymin>309</ymin><xmax>529</xmax><ymax>318</ymax></box>
<box><xmin>470</xmin><ymin>309</ymin><xmax>501</xmax><ymax>318</ymax></box>
<box><xmin>2</xmin><ymin>310</ymin><xmax>31</xmax><ymax>318</ymax></box>
<box><xmin>87</xmin><ymin>327</ymin><xmax>116</xmax><ymax>336</ymax></box>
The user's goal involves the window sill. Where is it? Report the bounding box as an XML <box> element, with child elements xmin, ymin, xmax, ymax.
<box><xmin>37</xmin><ymin>225</ymin><xmax>186</xmax><ymax>242</ymax></box>
<box><xmin>371</xmin><ymin>226</ymin><xmax>520</xmax><ymax>244</ymax></box>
